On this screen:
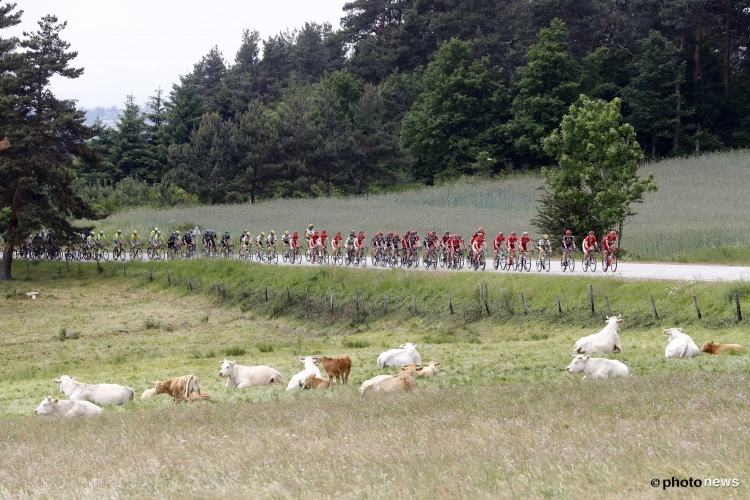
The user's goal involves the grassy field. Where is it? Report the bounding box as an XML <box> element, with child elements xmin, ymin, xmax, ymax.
<box><xmin>1</xmin><ymin>261</ymin><xmax>750</xmax><ymax>497</ymax></box>
<box><xmin>86</xmin><ymin>149</ymin><xmax>750</xmax><ymax>263</ymax></box>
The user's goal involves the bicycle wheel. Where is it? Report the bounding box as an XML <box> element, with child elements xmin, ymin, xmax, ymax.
<box><xmin>568</xmin><ymin>254</ymin><xmax>575</xmax><ymax>272</ymax></box>
<box><xmin>610</xmin><ymin>254</ymin><xmax>617</xmax><ymax>272</ymax></box>
<box><xmin>582</xmin><ymin>255</ymin><xmax>589</xmax><ymax>272</ymax></box>
<box><xmin>273</xmin><ymin>251</ymin><xmax>278</xmax><ymax>264</ymax></box>
<box><xmin>523</xmin><ymin>254</ymin><xmax>531</xmax><ymax>271</ymax></box>
<box><xmin>536</xmin><ymin>256</ymin><xmax>542</xmax><ymax>272</ymax></box>
<box><xmin>543</xmin><ymin>255</ymin><xmax>550</xmax><ymax>272</ymax></box>
<box><xmin>601</xmin><ymin>253</ymin><xmax>608</xmax><ymax>272</ymax></box>
<box><xmin>590</xmin><ymin>254</ymin><xmax>597</xmax><ymax>271</ymax></box>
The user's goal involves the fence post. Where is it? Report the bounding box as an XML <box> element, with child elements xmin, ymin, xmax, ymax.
<box><xmin>735</xmin><ymin>293</ymin><xmax>742</xmax><ymax>321</ymax></box>
<box><xmin>265</xmin><ymin>286</ymin><xmax>268</xmax><ymax>302</ymax></box>
<box><xmin>216</xmin><ymin>282</ymin><xmax>221</xmax><ymax>295</ymax></box>
<box><xmin>149</xmin><ymin>264</ymin><xmax>153</xmax><ymax>282</ymax></box>
<box><xmin>166</xmin><ymin>268</ymin><xmax>170</xmax><ymax>285</ymax></box>
<box><xmin>447</xmin><ymin>291</ymin><xmax>454</xmax><ymax>315</ymax></box>
<box><xmin>122</xmin><ymin>262</ymin><xmax>125</xmax><ymax>277</ymax></box>
<box><xmin>693</xmin><ymin>295</ymin><xmax>701</xmax><ymax>319</ymax></box>
<box><xmin>483</xmin><ymin>284</ymin><xmax>490</xmax><ymax>315</ymax></box>
<box><xmin>330</xmin><ymin>293</ymin><xmax>334</xmax><ymax>311</ymax></box>
<box><xmin>187</xmin><ymin>276</ymin><xmax>192</xmax><ymax>292</ymax></box>
<box><xmin>306</xmin><ymin>288</ymin><xmax>310</xmax><ymax>308</ymax></box>
<box><xmin>238</xmin><ymin>279</ymin><xmax>245</xmax><ymax>297</ymax></box>
<box><xmin>355</xmin><ymin>291</ymin><xmax>359</xmax><ymax>312</ymax></box>
<box><xmin>650</xmin><ymin>294</ymin><xmax>658</xmax><ymax>318</ymax></box>
<box><xmin>588</xmin><ymin>284</ymin><xmax>594</xmax><ymax>314</ymax></box>
<box><xmin>556</xmin><ymin>297</ymin><xmax>562</xmax><ymax>314</ymax></box>
<box><xmin>605</xmin><ymin>295</ymin><xmax>612</xmax><ymax>317</ymax></box>
<box><xmin>413</xmin><ymin>291</ymin><xmax>417</xmax><ymax>313</ymax></box>
<box><xmin>520</xmin><ymin>292</ymin><xmax>527</xmax><ymax>315</ymax></box>
<box><xmin>383</xmin><ymin>293</ymin><xmax>387</xmax><ymax>313</ymax></box>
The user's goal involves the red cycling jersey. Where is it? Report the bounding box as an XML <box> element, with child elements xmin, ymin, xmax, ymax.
<box><xmin>520</xmin><ymin>235</ymin><xmax>531</xmax><ymax>250</ymax></box>
<box><xmin>291</xmin><ymin>235</ymin><xmax>300</xmax><ymax>247</ymax></box>
<box><xmin>582</xmin><ymin>235</ymin><xmax>597</xmax><ymax>250</ymax></box>
<box><xmin>602</xmin><ymin>234</ymin><xmax>616</xmax><ymax>250</ymax></box>
<box><xmin>507</xmin><ymin>236</ymin><xmax>518</xmax><ymax>249</ymax></box>
<box><xmin>493</xmin><ymin>235</ymin><xmax>505</xmax><ymax>251</ymax></box>
<box><xmin>332</xmin><ymin>235</ymin><xmax>342</xmax><ymax>249</ymax></box>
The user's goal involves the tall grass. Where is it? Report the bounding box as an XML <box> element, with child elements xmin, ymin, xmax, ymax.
<box><xmin>85</xmin><ymin>150</ymin><xmax>750</xmax><ymax>261</ymax></box>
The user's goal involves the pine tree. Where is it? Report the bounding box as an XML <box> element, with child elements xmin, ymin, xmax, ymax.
<box><xmin>227</xmin><ymin>29</ymin><xmax>261</xmax><ymax>115</ymax></box>
<box><xmin>145</xmin><ymin>87</ymin><xmax>169</xmax><ymax>179</ymax></box>
<box><xmin>232</xmin><ymin>100</ymin><xmax>279</xmax><ymax>203</ymax></box>
<box><xmin>0</xmin><ymin>12</ymin><xmax>100</xmax><ymax>279</ymax></box>
<box><xmin>108</xmin><ymin>94</ymin><xmax>155</xmax><ymax>181</ymax></box>
<box><xmin>164</xmin><ymin>74</ymin><xmax>205</xmax><ymax>146</ymax></box>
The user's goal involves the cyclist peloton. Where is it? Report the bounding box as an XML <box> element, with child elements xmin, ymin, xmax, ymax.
<box><xmin>561</xmin><ymin>230</ymin><xmax>576</xmax><ymax>267</ymax></box>
<box><xmin>582</xmin><ymin>231</ymin><xmax>599</xmax><ymax>262</ymax></box>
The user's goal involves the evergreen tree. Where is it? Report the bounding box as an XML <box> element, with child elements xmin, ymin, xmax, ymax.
<box><xmin>227</xmin><ymin>29</ymin><xmax>261</xmax><ymax>115</ymax></box>
<box><xmin>107</xmin><ymin>94</ymin><xmax>156</xmax><ymax>182</ymax></box>
<box><xmin>506</xmin><ymin>18</ymin><xmax>581</xmax><ymax>167</ymax></box>
<box><xmin>232</xmin><ymin>100</ymin><xmax>279</xmax><ymax>203</ymax></box>
<box><xmin>257</xmin><ymin>32</ymin><xmax>294</xmax><ymax>103</ymax></box>
<box><xmin>164</xmin><ymin>74</ymin><xmax>205</xmax><ymax>146</ymax></box>
<box><xmin>0</xmin><ymin>12</ymin><xmax>100</xmax><ymax>279</ymax></box>
<box><xmin>192</xmin><ymin>46</ymin><xmax>230</xmax><ymax>118</ymax></box>
<box><xmin>145</xmin><ymin>87</ymin><xmax>169</xmax><ymax>179</ymax></box>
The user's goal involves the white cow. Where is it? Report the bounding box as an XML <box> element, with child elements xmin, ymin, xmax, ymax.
<box><xmin>34</xmin><ymin>396</ymin><xmax>103</xmax><ymax>417</ymax></box>
<box><xmin>414</xmin><ymin>361</ymin><xmax>440</xmax><ymax>377</ymax></box>
<box><xmin>219</xmin><ymin>359</ymin><xmax>283</xmax><ymax>388</ymax></box>
<box><xmin>377</xmin><ymin>343</ymin><xmax>421</xmax><ymax>368</ymax></box>
<box><xmin>360</xmin><ymin>364</ymin><xmax>421</xmax><ymax>395</ymax></box>
<box><xmin>566</xmin><ymin>355</ymin><xmax>629</xmax><ymax>379</ymax></box>
<box><xmin>663</xmin><ymin>328</ymin><xmax>701</xmax><ymax>358</ymax></box>
<box><xmin>53</xmin><ymin>375</ymin><xmax>135</xmax><ymax>405</ymax></box>
<box><xmin>286</xmin><ymin>356</ymin><xmax>322</xmax><ymax>391</ymax></box>
<box><xmin>573</xmin><ymin>316</ymin><xmax>624</xmax><ymax>354</ymax></box>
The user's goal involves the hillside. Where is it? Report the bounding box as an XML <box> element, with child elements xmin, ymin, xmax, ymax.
<box><xmin>90</xmin><ymin>150</ymin><xmax>750</xmax><ymax>263</ymax></box>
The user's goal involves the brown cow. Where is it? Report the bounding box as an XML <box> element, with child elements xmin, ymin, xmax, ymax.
<box><xmin>359</xmin><ymin>364</ymin><xmax>421</xmax><ymax>395</ymax></box>
<box><xmin>410</xmin><ymin>360</ymin><xmax>439</xmax><ymax>377</ymax></box>
<box><xmin>319</xmin><ymin>355</ymin><xmax>352</xmax><ymax>385</ymax></box>
<box><xmin>151</xmin><ymin>375</ymin><xmax>208</xmax><ymax>403</ymax></box>
<box><xmin>701</xmin><ymin>341</ymin><xmax>744</xmax><ymax>354</ymax></box>
<box><xmin>302</xmin><ymin>373</ymin><xmax>336</xmax><ymax>389</ymax></box>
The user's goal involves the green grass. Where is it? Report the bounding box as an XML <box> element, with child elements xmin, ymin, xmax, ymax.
<box><xmin>2</xmin><ymin>261</ymin><xmax>750</xmax><ymax>497</ymax></box>
<box><xmin>86</xmin><ymin>150</ymin><xmax>750</xmax><ymax>263</ymax></box>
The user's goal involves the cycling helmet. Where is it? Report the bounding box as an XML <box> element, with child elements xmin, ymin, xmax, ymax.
<box><xmin>566</xmin><ymin>229</ymin><xmax>572</xmax><ymax>235</ymax></box>
<box><xmin>388</xmin><ymin>232</ymin><xmax>393</xmax><ymax>237</ymax></box>
<box><xmin>394</xmin><ymin>233</ymin><xmax>399</xmax><ymax>238</ymax></box>
<box><xmin>444</xmin><ymin>231</ymin><xmax>450</xmax><ymax>235</ymax></box>
<box><xmin>154</xmin><ymin>227</ymin><xmax>159</xmax><ymax>231</ymax></box>
<box><xmin>176</xmin><ymin>231</ymin><xmax>180</xmax><ymax>235</ymax></box>
<box><xmin>293</xmin><ymin>231</ymin><xmax>298</xmax><ymax>236</ymax></box>
<box><xmin>498</xmin><ymin>232</ymin><xmax>504</xmax><ymax>237</ymax></box>
<box><xmin>99</xmin><ymin>230</ymin><xmax>104</xmax><ymax>235</ymax></box>
<box><xmin>543</xmin><ymin>234</ymin><xmax>548</xmax><ymax>239</ymax></box>
<box><xmin>336</xmin><ymin>231</ymin><xmax>341</xmax><ymax>235</ymax></box>
<box><xmin>350</xmin><ymin>230</ymin><xmax>355</xmax><ymax>235</ymax></box>
<box><xmin>589</xmin><ymin>231</ymin><xmax>595</xmax><ymax>236</ymax></box>
<box><xmin>308</xmin><ymin>224</ymin><xmax>313</xmax><ymax>228</ymax></box>
<box><xmin>133</xmin><ymin>230</ymin><xmax>138</xmax><ymax>234</ymax></box>
<box><xmin>610</xmin><ymin>230</ymin><xmax>617</xmax><ymax>236</ymax></box>
<box><xmin>523</xmin><ymin>232</ymin><xmax>529</xmax><ymax>235</ymax></box>
<box><xmin>116</xmin><ymin>230</ymin><xmax>122</xmax><ymax>234</ymax></box>
<box><xmin>157</xmin><ymin>230</ymin><xmax>161</xmax><ymax>234</ymax></box>
<box><xmin>261</xmin><ymin>232</ymin><xmax>265</xmax><ymax>237</ymax></box>
<box><xmin>285</xmin><ymin>231</ymin><xmax>289</xmax><ymax>235</ymax></box>
<box><xmin>478</xmin><ymin>227</ymin><xmax>484</xmax><ymax>233</ymax></box>
<box><xmin>510</xmin><ymin>231</ymin><xmax>516</xmax><ymax>236</ymax></box>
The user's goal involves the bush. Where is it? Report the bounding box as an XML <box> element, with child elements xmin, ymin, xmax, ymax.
<box><xmin>257</xmin><ymin>343</ymin><xmax>274</xmax><ymax>353</ymax></box>
<box><xmin>225</xmin><ymin>346</ymin><xmax>246</xmax><ymax>357</ymax></box>
<box><xmin>342</xmin><ymin>338</ymin><xmax>370</xmax><ymax>349</ymax></box>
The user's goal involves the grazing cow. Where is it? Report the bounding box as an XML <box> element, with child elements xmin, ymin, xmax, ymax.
<box><xmin>34</xmin><ymin>396</ymin><xmax>102</xmax><ymax>418</ymax></box>
<box><xmin>663</xmin><ymin>328</ymin><xmax>701</xmax><ymax>358</ymax></box>
<box><xmin>303</xmin><ymin>373</ymin><xmax>336</xmax><ymax>389</ymax></box>
<box><xmin>377</xmin><ymin>343</ymin><xmax>421</xmax><ymax>368</ymax></box>
<box><xmin>319</xmin><ymin>355</ymin><xmax>352</xmax><ymax>385</ymax></box>
<box><xmin>218</xmin><ymin>359</ymin><xmax>283</xmax><ymax>388</ymax></box>
<box><xmin>286</xmin><ymin>356</ymin><xmax>323</xmax><ymax>391</ymax></box>
<box><xmin>566</xmin><ymin>355</ymin><xmax>629</xmax><ymax>379</ymax></box>
<box><xmin>701</xmin><ymin>341</ymin><xmax>744</xmax><ymax>354</ymax></box>
<box><xmin>573</xmin><ymin>316</ymin><xmax>624</xmax><ymax>354</ymax></box>
<box><xmin>151</xmin><ymin>375</ymin><xmax>207</xmax><ymax>402</ymax></box>
<box><xmin>411</xmin><ymin>361</ymin><xmax>439</xmax><ymax>377</ymax></box>
<box><xmin>53</xmin><ymin>375</ymin><xmax>135</xmax><ymax>405</ymax></box>
<box><xmin>360</xmin><ymin>364</ymin><xmax>421</xmax><ymax>395</ymax></box>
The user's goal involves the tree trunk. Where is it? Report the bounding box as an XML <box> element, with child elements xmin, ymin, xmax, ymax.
<box><xmin>724</xmin><ymin>1</ymin><xmax>731</xmax><ymax>98</ymax></box>
<box><xmin>1</xmin><ymin>241</ymin><xmax>13</xmax><ymax>280</ymax></box>
<box><xmin>1</xmin><ymin>187</ymin><xmax>22</xmax><ymax>280</ymax></box>
<box><xmin>693</xmin><ymin>23</ymin><xmax>702</xmax><ymax>83</ymax></box>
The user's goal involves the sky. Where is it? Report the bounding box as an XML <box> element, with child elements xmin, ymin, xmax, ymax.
<box><xmin>6</xmin><ymin>0</ymin><xmax>349</xmax><ymax>108</ymax></box>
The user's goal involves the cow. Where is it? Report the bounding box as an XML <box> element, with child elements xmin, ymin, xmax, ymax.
<box><xmin>319</xmin><ymin>355</ymin><xmax>352</xmax><ymax>385</ymax></box>
<box><xmin>410</xmin><ymin>360</ymin><xmax>439</xmax><ymax>377</ymax></box>
<box><xmin>218</xmin><ymin>359</ymin><xmax>283</xmax><ymax>388</ymax></box>
<box><xmin>34</xmin><ymin>396</ymin><xmax>102</xmax><ymax>418</ymax></box>
<box><xmin>360</xmin><ymin>364</ymin><xmax>421</xmax><ymax>395</ymax></box>
<box><xmin>663</xmin><ymin>328</ymin><xmax>701</xmax><ymax>358</ymax></box>
<box><xmin>701</xmin><ymin>341</ymin><xmax>744</xmax><ymax>354</ymax></box>
<box><xmin>566</xmin><ymin>355</ymin><xmax>629</xmax><ymax>379</ymax></box>
<box><xmin>286</xmin><ymin>356</ymin><xmax>323</xmax><ymax>391</ymax></box>
<box><xmin>377</xmin><ymin>343</ymin><xmax>421</xmax><ymax>368</ymax></box>
<box><xmin>573</xmin><ymin>316</ymin><xmax>624</xmax><ymax>354</ymax></box>
<box><xmin>151</xmin><ymin>375</ymin><xmax>207</xmax><ymax>402</ymax></box>
<box><xmin>141</xmin><ymin>388</ymin><xmax>156</xmax><ymax>400</ymax></box>
<box><xmin>303</xmin><ymin>373</ymin><xmax>336</xmax><ymax>389</ymax></box>
<box><xmin>53</xmin><ymin>375</ymin><xmax>135</xmax><ymax>405</ymax></box>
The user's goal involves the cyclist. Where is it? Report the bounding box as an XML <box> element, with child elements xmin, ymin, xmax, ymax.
<box><xmin>291</xmin><ymin>231</ymin><xmax>301</xmax><ymax>257</ymax></box>
<box><xmin>561</xmin><ymin>230</ymin><xmax>576</xmax><ymax>267</ymax></box>
<box><xmin>183</xmin><ymin>230</ymin><xmax>194</xmax><ymax>254</ymax></box>
<box><xmin>256</xmin><ymin>232</ymin><xmax>266</xmax><ymax>256</ymax></box>
<box><xmin>520</xmin><ymin>232</ymin><xmax>532</xmax><ymax>256</ymax></box>
<box><xmin>582</xmin><ymin>231</ymin><xmax>599</xmax><ymax>261</ymax></box>
<box><xmin>95</xmin><ymin>230</ymin><xmax>108</xmax><ymax>248</ymax></box>
<box><xmin>343</xmin><ymin>230</ymin><xmax>356</xmax><ymax>259</ymax></box>
<box><xmin>130</xmin><ymin>230</ymin><xmax>140</xmax><ymax>249</ymax></box>
<box><xmin>308</xmin><ymin>230</ymin><xmax>319</xmax><ymax>262</ymax></box>
<box><xmin>423</xmin><ymin>231</ymin><xmax>437</xmax><ymax>264</ymax></box>
<box><xmin>332</xmin><ymin>231</ymin><xmax>344</xmax><ymax>257</ymax></box>
<box><xmin>85</xmin><ymin>231</ymin><xmax>95</xmax><ymax>248</ymax></box>
<box><xmin>202</xmin><ymin>230</ymin><xmax>212</xmax><ymax>253</ymax></box>
<box><xmin>602</xmin><ymin>230</ymin><xmax>619</xmax><ymax>266</ymax></box>
<box><xmin>155</xmin><ymin>230</ymin><xmax>165</xmax><ymax>249</ymax></box>
<box><xmin>493</xmin><ymin>232</ymin><xmax>506</xmax><ymax>262</ymax></box>
<box><xmin>149</xmin><ymin>227</ymin><xmax>159</xmax><ymax>247</ymax></box>
<box><xmin>537</xmin><ymin>234</ymin><xmax>552</xmax><ymax>257</ymax></box>
<box><xmin>168</xmin><ymin>231</ymin><xmax>178</xmax><ymax>252</ymax></box>
<box><xmin>384</xmin><ymin>232</ymin><xmax>394</xmax><ymax>259</ymax></box>
<box><xmin>318</xmin><ymin>230</ymin><xmax>328</xmax><ymax>254</ymax></box>
<box><xmin>471</xmin><ymin>228</ymin><xmax>486</xmax><ymax>265</ymax></box>
<box><xmin>304</xmin><ymin>224</ymin><xmax>314</xmax><ymax>243</ymax></box>
<box><xmin>281</xmin><ymin>231</ymin><xmax>291</xmax><ymax>256</ymax></box>
<box><xmin>370</xmin><ymin>232</ymin><xmax>382</xmax><ymax>258</ymax></box>
<box><xmin>506</xmin><ymin>231</ymin><xmax>518</xmax><ymax>266</ymax></box>
<box><xmin>113</xmin><ymin>230</ymin><xmax>125</xmax><ymax>252</ymax></box>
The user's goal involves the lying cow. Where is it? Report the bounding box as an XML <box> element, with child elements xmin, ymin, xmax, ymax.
<box><xmin>360</xmin><ymin>364</ymin><xmax>420</xmax><ymax>395</ymax></box>
<box><xmin>566</xmin><ymin>355</ymin><xmax>629</xmax><ymax>379</ymax></box>
<box><xmin>141</xmin><ymin>388</ymin><xmax>156</xmax><ymax>400</ymax></box>
<box><xmin>287</xmin><ymin>356</ymin><xmax>322</xmax><ymax>391</ymax></box>
<box><xmin>151</xmin><ymin>375</ymin><xmax>208</xmax><ymax>402</ymax></box>
<box><xmin>35</xmin><ymin>396</ymin><xmax>102</xmax><ymax>418</ymax></box>
<box><xmin>701</xmin><ymin>341</ymin><xmax>744</xmax><ymax>354</ymax></box>
<box><xmin>219</xmin><ymin>359</ymin><xmax>283</xmax><ymax>388</ymax></box>
<box><xmin>573</xmin><ymin>316</ymin><xmax>624</xmax><ymax>354</ymax></box>
<box><xmin>377</xmin><ymin>343</ymin><xmax>421</xmax><ymax>368</ymax></box>
<box><xmin>53</xmin><ymin>375</ymin><xmax>135</xmax><ymax>405</ymax></box>
<box><xmin>303</xmin><ymin>373</ymin><xmax>336</xmax><ymax>389</ymax></box>
<box><xmin>319</xmin><ymin>355</ymin><xmax>352</xmax><ymax>385</ymax></box>
<box><xmin>663</xmin><ymin>328</ymin><xmax>701</xmax><ymax>358</ymax></box>
<box><xmin>414</xmin><ymin>361</ymin><xmax>440</xmax><ymax>377</ymax></box>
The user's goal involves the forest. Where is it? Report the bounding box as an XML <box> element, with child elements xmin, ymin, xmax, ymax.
<box><xmin>77</xmin><ymin>0</ymin><xmax>750</xmax><ymax>207</ymax></box>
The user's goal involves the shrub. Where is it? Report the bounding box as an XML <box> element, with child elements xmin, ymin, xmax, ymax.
<box><xmin>225</xmin><ymin>346</ymin><xmax>246</xmax><ymax>357</ymax></box>
<box><xmin>342</xmin><ymin>338</ymin><xmax>370</xmax><ymax>349</ymax></box>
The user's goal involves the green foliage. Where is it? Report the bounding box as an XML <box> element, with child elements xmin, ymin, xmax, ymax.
<box><xmin>341</xmin><ymin>338</ymin><xmax>370</xmax><ymax>349</ymax></box>
<box><xmin>225</xmin><ymin>346</ymin><xmax>247</xmax><ymax>357</ymax></box>
<box><xmin>257</xmin><ymin>343</ymin><xmax>274</xmax><ymax>353</ymax></box>
<box><xmin>535</xmin><ymin>95</ymin><xmax>657</xmax><ymax>240</ymax></box>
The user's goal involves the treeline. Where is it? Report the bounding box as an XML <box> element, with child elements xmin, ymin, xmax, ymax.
<box><xmin>82</xmin><ymin>0</ymin><xmax>750</xmax><ymax>204</ymax></box>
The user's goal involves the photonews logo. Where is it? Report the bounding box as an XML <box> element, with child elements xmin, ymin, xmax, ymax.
<box><xmin>651</xmin><ymin>477</ymin><xmax>740</xmax><ymax>490</ymax></box>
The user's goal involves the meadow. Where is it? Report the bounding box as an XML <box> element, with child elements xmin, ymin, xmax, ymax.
<box><xmin>1</xmin><ymin>261</ymin><xmax>750</xmax><ymax>498</ymax></box>
<box><xmin>87</xmin><ymin>149</ymin><xmax>750</xmax><ymax>263</ymax></box>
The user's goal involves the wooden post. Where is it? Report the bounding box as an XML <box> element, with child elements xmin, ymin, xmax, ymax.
<box><xmin>187</xmin><ymin>276</ymin><xmax>192</xmax><ymax>291</ymax></box>
<box><xmin>239</xmin><ymin>279</ymin><xmax>245</xmax><ymax>297</ymax></box>
<box><xmin>650</xmin><ymin>294</ymin><xmax>658</xmax><ymax>318</ymax></box>
<box><xmin>556</xmin><ymin>297</ymin><xmax>562</xmax><ymax>314</ymax></box>
<box><xmin>588</xmin><ymin>284</ymin><xmax>594</xmax><ymax>314</ymax></box>
<box><xmin>355</xmin><ymin>291</ymin><xmax>359</xmax><ymax>311</ymax></box>
<box><xmin>306</xmin><ymin>288</ymin><xmax>310</xmax><ymax>308</ymax></box>
<box><xmin>520</xmin><ymin>292</ymin><xmax>527</xmax><ymax>315</ymax></box>
<box><xmin>265</xmin><ymin>286</ymin><xmax>268</xmax><ymax>302</ymax></box>
<box><xmin>286</xmin><ymin>285</ymin><xmax>291</xmax><ymax>301</ymax></box>
<box><xmin>448</xmin><ymin>291</ymin><xmax>454</xmax><ymax>315</ymax></box>
<box><xmin>484</xmin><ymin>289</ymin><xmax>490</xmax><ymax>315</ymax></box>
<box><xmin>166</xmin><ymin>268</ymin><xmax>170</xmax><ymax>285</ymax></box>
<box><xmin>330</xmin><ymin>293</ymin><xmax>334</xmax><ymax>311</ymax></box>
<box><xmin>693</xmin><ymin>295</ymin><xmax>701</xmax><ymax>319</ymax></box>
<box><xmin>149</xmin><ymin>264</ymin><xmax>153</xmax><ymax>282</ymax></box>
<box><xmin>216</xmin><ymin>282</ymin><xmax>221</xmax><ymax>295</ymax></box>
<box><xmin>605</xmin><ymin>295</ymin><xmax>612</xmax><ymax>317</ymax></box>
<box><xmin>735</xmin><ymin>293</ymin><xmax>742</xmax><ymax>321</ymax></box>
<box><xmin>383</xmin><ymin>293</ymin><xmax>387</xmax><ymax>313</ymax></box>
<box><xmin>122</xmin><ymin>262</ymin><xmax>125</xmax><ymax>277</ymax></box>
<box><xmin>413</xmin><ymin>291</ymin><xmax>417</xmax><ymax>313</ymax></box>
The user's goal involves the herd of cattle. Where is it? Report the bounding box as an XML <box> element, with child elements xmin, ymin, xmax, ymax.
<box><xmin>34</xmin><ymin>319</ymin><xmax>743</xmax><ymax>417</ymax></box>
